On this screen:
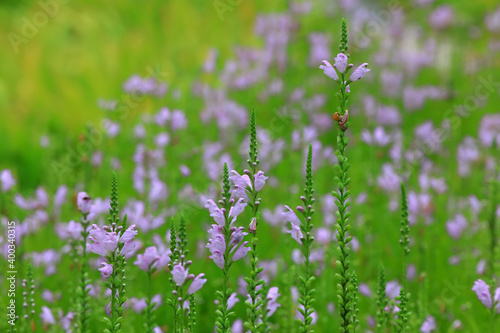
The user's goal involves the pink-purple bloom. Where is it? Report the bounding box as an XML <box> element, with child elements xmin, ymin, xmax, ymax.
<box><xmin>349</xmin><ymin>63</ymin><xmax>370</xmax><ymax>81</ymax></box>
<box><xmin>319</xmin><ymin>60</ymin><xmax>338</xmax><ymax>81</ymax></box>
<box><xmin>87</xmin><ymin>224</ymin><xmax>138</xmax><ymax>257</ymax></box>
<box><xmin>98</xmin><ymin>262</ymin><xmax>113</xmax><ymax>280</ymax></box>
<box><xmin>472</xmin><ymin>279</ymin><xmax>500</xmax><ymax>310</ymax></box>
<box><xmin>334</xmin><ymin>53</ymin><xmax>348</xmax><ymax>73</ymax></box>
<box><xmin>187</xmin><ymin>273</ymin><xmax>207</xmax><ymax>295</ymax></box>
<box><xmin>77</xmin><ymin>192</ymin><xmax>92</xmax><ymax>215</ymax></box>
<box><xmin>134</xmin><ymin>246</ymin><xmax>170</xmax><ymax>272</ymax></box>
<box><xmin>266</xmin><ymin>286</ymin><xmax>281</xmax><ymax>317</ymax></box>
<box><xmin>171</xmin><ymin>264</ymin><xmax>189</xmax><ymax>286</ymax></box>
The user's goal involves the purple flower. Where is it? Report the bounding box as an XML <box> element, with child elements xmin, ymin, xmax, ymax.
<box><xmin>334</xmin><ymin>53</ymin><xmax>348</xmax><ymax>73</ymax></box>
<box><xmin>205</xmin><ymin>200</ymin><xmax>226</xmax><ymax>225</ymax></box>
<box><xmin>57</xmin><ymin>220</ymin><xmax>83</xmax><ymax>240</ymax></box>
<box><xmin>77</xmin><ymin>192</ymin><xmax>92</xmax><ymax>214</ymax></box>
<box><xmin>420</xmin><ymin>315</ymin><xmax>436</xmax><ymax>333</ymax></box>
<box><xmin>359</xmin><ymin>283</ymin><xmax>372</xmax><ymax>297</ymax></box>
<box><xmin>0</xmin><ymin>169</ymin><xmax>16</xmax><ymax>192</ymax></box>
<box><xmin>287</xmin><ymin>223</ymin><xmax>303</xmax><ymax>245</ymax></box>
<box><xmin>134</xmin><ymin>246</ymin><xmax>166</xmax><ymax>272</ymax></box>
<box><xmin>319</xmin><ymin>60</ymin><xmax>338</xmax><ymax>80</ymax></box>
<box><xmin>349</xmin><ymin>63</ymin><xmax>370</xmax><ymax>81</ymax></box>
<box><xmin>227</xmin><ymin>292</ymin><xmax>239</xmax><ymax>310</ymax></box>
<box><xmin>40</xmin><ymin>306</ymin><xmax>56</xmax><ymax>325</ymax></box>
<box><xmin>206</xmin><ymin>226</ymin><xmax>226</xmax><ymax>269</ymax></box>
<box><xmin>171</xmin><ymin>264</ymin><xmax>189</xmax><ymax>286</ymax></box>
<box><xmin>232</xmin><ymin>241</ymin><xmax>250</xmax><ymax>261</ymax></box>
<box><xmin>429</xmin><ymin>5</ymin><xmax>454</xmax><ymax>30</ymax></box>
<box><xmin>254</xmin><ymin>171</ymin><xmax>268</xmax><ymax>191</ymax></box>
<box><xmin>53</xmin><ymin>185</ymin><xmax>68</xmax><ymax>211</ymax></box>
<box><xmin>171</xmin><ymin>109</ymin><xmax>188</xmax><ymax>130</ymax></box>
<box><xmin>229</xmin><ymin>170</ymin><xmax>252</xmax><ymax>189</ymax></box>
<box><xmin>477</xmin><ymin>259</ymin><xmax>487</xmax><ymax>275</ymax></box>
<box><xmin>230</xmin><ymin>227</ymin><xmax>247</xmax><ymax>247</ymax></box>
<box><xmin>266</xmin><ymin>287</ymin><xmax>281</xmax><ymax>317</ymax></box>
<box><xmin>98</xmin><ymin>262</ymin><xmax>113</xmax><ymax>280</ymax></box>
<box><xmin>472</xmin><ymin>279</ymin><xmax>492</xmax><ymax>308</ymax></box>
<box><xmin>385</xmin><ymin>281</ymin><xmax>402</xmax><ymax>299</ymax></box>
<box><xmin>187</xmin><ymin>273</ymin><xmax>207</xmax><ymax>295</ymax></box>
<box><xmin>446</xmin><ymin>214</ymin><xmax>467</xmax><ymax>239</ymax></box>
<box><xmin>155</xmin><ymin>107</ymin><xmax>170</xmax><ymax>126</ymax></box>
<box><xmin>87</xmin><ymin>224</ymin><xmax>138</xmax><ymax>257</ymax></box>
<box><xmin>229</xmin><ymin>198</ymin><xmax>247</xmax><ymax>221</ymax></box>
<box><xmin>282</xmin><ymin>205</ymin><xmax>301</xmax><ymax>226</ymax></box>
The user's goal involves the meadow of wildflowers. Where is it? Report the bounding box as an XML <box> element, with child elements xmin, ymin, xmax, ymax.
<box><xmin>1</xmin><ymin>0</ymin><xmax>500</xmax><ymax>332</ymax></box>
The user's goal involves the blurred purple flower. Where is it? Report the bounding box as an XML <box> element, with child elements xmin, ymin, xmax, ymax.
<box><xmin>420</xmin><ymin>315</ymin><xmax>436</xmax><ymax>332</ymax></box>
<box><xmin>0</xmin><ymin>169</ymin><xmax>16</xmax><ymax>192</ymax></box>
<box><xmin>266</xmin><ymin>286</ymin><xmax>281</xmax><ymax>317</ymax></box>
<box><xmin>227</xmin><ymin>292</ymin><xmax>239</xmax><ymax>310</ymax></box>
<box><xmin>40</xmin><ymin>306</ymin><xmax>56</xmax><ymax>325</ymax></box>
<box><xmin>446</xmin><ymin>214</ymin><xmax>467</xmax><ymax>239</ymax></box>
<box><xmin>77</xmin><ymin>192</ymin><xmax>92</xmax><ymax>215</ymax></box>
<box><xmin>429</xmin><ymin>5</ymin><xmax>454</xmax><ymax>30</ymax></box>
<box><xmin>472</xmin><ymin>279</ymin><xmax>494</xmax><ymax>309</ymax></box>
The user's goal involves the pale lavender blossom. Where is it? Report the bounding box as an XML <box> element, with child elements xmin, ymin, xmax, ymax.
<box><xmin>187</xmin><ymin>273</ymin><xmax>207</xmax><ymax>294</ymax></box>
<box><xmin>359</xmin><ymin>283</ymin><xmax>372</xmax><ymax>297</ymax></box>
<box><xmin>0</xmin><ymin>169</ymin><xmax>16</xmax><ymax>192</ymax></box>
<box><xmin>287</xmin><ymin>223</ymin><xmax>303</xmax><ymax>245</ymax></box>
<box><xmin>420</xmin><ymin>315</ymin><xmax>437</xmax><ymax>332</ymax></box>
<box><xmin>334</xmin><ymin>53</ymin><xmax>348</xmax><ymax>73</ymax></box>
<box><xmin>171</xmin><ymin>109</ymin><xmax>188</xmax><ymax>130</ymax></box>
<box><xmin>266</xmin><ymin>287</ymin><xmax>281</xmax><ymax>316</ymax></box>
<box><xmin>446</xmin><ymin>214</ymin><xmax>467</xmax><ymax>239</ymax></box>
<box><xmin>479</xmin><ymin>114</ymin><xmax>500</xmax><ymax>147</ymax></box>
<box><xmin>172</xmin><ymin>264</ymin><xmax>189</xmax><ymax>286</ymax></box>
<box><xmin>134</xmin><ymin>246</ymin><xmax>170</xmax><ymax>272</ymax></box>
<box><xmin>98</xmin><ymin>262</ymin><xmax>113</xmax><ymax>280</ymax></box>
<box><xmin>87</xmin><ymin>224</ymin><xmax>138</xmax><ymax>257</ymax></box>
<box><xmin>350</xmin><ymin>63</ymin><xmax>370</xmax><ymax>81</ymax></box>
<box><xmin>77</xmin><ymin>192</ymin><xmax>92</xmax><ymax>215</ymax></box>
<box><xmin>485</xmin><ymin>7</ymin><xmax>500</xmax><ymax>33</ymax></box>
<box><xmin>40</xmin><ymin>306</ymin><xmax>56</xmax><ymax>325</ymax></box>
<box><xmin>429</xmin><ymin>5</ymin><xmax>454</xmax><ymax>30</ymax></box>
<box><xmin>472</xmin><ymin>279</ymin><xmax>493</xmax><ymax>308</ymax></box>
<box><xmin>227</xmin><ymin>292</ymin><xmax>239</xmax><ymax>310</ymax></box>
<box><xmin>319</xmin><ymin>60</ymin><xmax>338</xmax><ymax>80</ymax></box>
<box><xmin>476</xmin><ymin>259</ymin><xmax>487</xmax><ymax>275</ymax></box>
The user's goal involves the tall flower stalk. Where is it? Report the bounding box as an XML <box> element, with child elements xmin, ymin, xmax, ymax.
<box><xmin>297</xmin><ymin>145</ymin><xmax>316</xmax><ymax>332</ymax></box>
<box><xmin>243</xmin><ymin>109</ymin><xmax>268</xmax><ymax>332</ymax></box>
<box><xmin>76</xmin><ymin>192</ymin><xmax>92</xmax><ymax>333</ymax></box>
<box><xmin>397</xmin><ymin>183</ymin><xmax>411</xmax><ymax>332</ymax></box>
<box><xmin>87</xmin><ymin>173</ymin><xmax>138</xmax><ymax>333</ymax></box>
<box><xmin>134</xmin><ymin>244</ymin><xmax>171</xmax><ymax>331</ymax></box>
<box><xmin>282</xmin><ymin>146</ymin><xmax>317</xmax><ymax>332</ymax></box>
<box><xmin>205</xmin><ymin>164</ymin><xmax>251</xmax><ymax>332</ymax></box>
<box><xmin>319</xmin><ymin>18</ymin><xmax>370</xmax><ymax>332</ymax></box>
<box><xmin>376</xmin><ymin>264</ymin><xmax>388</xmax><ymax>333</ymax></box>
<box><xmin>487</xmin><ymin>169</ymin><xmax>499</xmax><ymax>278</ymax></box>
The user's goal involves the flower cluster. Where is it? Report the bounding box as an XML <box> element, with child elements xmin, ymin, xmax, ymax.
<box><xmin>87</xmin><ymin>224</ymin><xmax>138</xmax><ymax>260</ymax></box>
<box><xmin>229</xmin><ymin>170</ymin><xmax>268</xmax><ymax>202</ymax></box>
<box><xmin>134</xmin><ymin>246</ymin><xmax>171</xmax><ymax>272</ymax></box>
<box><xmin>205</xmin><ymin>222</ymin><xmax>250</xmax><ymax>269</ymax></box>
<box><xmin>319</xmin><ymin>53</ymin><xmax>370</xmax><ymax>84</ymax></box>
<box><xmin>171</xmin><ymin>263</ymin><xmax>207</xmax><ymax>295</ymax></box>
